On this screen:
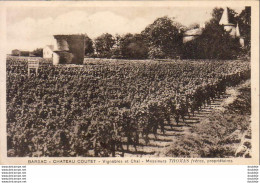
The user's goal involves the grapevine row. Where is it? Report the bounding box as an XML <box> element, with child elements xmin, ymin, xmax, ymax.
<box><xmin>6</xmin><ymin>58</ymin><xmax>250</xmax><ymax>157</ymax></box>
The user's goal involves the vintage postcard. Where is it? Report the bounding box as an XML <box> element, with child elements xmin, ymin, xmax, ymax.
<box><xmin>0</xmin><ymin>1</ymin><xmax>259</xmax><ymax>165</ymax></box>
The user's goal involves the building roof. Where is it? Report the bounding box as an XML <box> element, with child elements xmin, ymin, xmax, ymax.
<box><xmin>54</xmin><ymin>34</ymin><xmax>85</xmax><ymax>40</ymax></box>
<box><xmin>219</xmin><ymin>7</ymin><xmax>235</xmax><ymax>26</ymax></box>
<box><xmin>183</xmin><ymin>28</ymin><xmax>203</xmax><ymax>36</ymax></box>
<box><xmin>45</xmin><ymin>45</ymin><xmax>54</xmax><ymax>51</ymax></box>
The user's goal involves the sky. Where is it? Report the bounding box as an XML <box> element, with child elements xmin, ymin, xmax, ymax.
<box><xmin>6</xmin><ymin>6</ymin><xmax>245</xmax><ymax>53</ymax></box>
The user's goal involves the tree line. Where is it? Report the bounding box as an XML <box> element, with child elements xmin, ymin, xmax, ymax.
<box><xmin>32</xmin><ymin>7</ymin><xmax>250</xmax><ymax>60</ymax></box>
<box><xmin>181</xmin><ymin>7</ymin><xmax>251</xmax><ymax>59</ymax></box>
<box><xmin>85</xmin><ymin>7</ymin><xmax>250</xmax><ymax>60</ymax></box>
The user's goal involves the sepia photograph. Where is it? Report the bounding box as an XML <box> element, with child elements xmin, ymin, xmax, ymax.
<box><xmin>0</xmin><ymin>1</ymin><xmax>259</xmax><ymax>164</ymax></box>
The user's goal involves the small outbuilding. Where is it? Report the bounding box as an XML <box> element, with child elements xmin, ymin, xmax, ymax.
<box><xmin>11</xmin><ymin>49</ymin><xmax>20</xmax><ymax>56</ymax></box>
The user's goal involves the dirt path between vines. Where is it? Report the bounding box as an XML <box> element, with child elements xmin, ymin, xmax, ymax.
<box><xmin>120</xmin><ymin>80</ymin><xmax>251</xmax><ymax>157</ymax></box>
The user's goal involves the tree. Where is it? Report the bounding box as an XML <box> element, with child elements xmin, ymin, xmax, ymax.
<box><xmin>201</xmin><ymin>23</ymin><xmax>240</xmax><ymax>59</ymax></box>
<box><xmin>84</xmin><ymin>35</ymin><xmax>94</xmax><ymax>56</ymax></box>
<box><xmin>119</xmin><ymin>33</ymin><xmax>148</xmax><ymax>59</ymax></box>
<box><xmin>183</xmin><ymin>7</ymin><xmax>241</xmax><ymax>59</ymax></box>
<box><xmin>32</xmin><ymin>48</ymin><xmax>43</xmax><ymax>57</ymax></box>
<box><xmin>209</xmin><ymin>7</ymin><xmax>224</xmax><ymax>24</ymax></box>
<box><xmin>110</xmin><ymin>34</ymin><xmax>123</xmax><ymax>59</ymax></box>
<box><xmin>141</xmin><ymin>16</ymin><xmax>183</xmax><ymax>59</ymax></box>
<box><xmin>238</xmin><ymin>7</ymin><xmax>251</xmax><ymax>53</ymax></box>
<box><xmin>94</xmin><ymin>33</ymin><xmax>115</xmax><ymax>58</ymax></box>
<box><xmin>209</xmin><ymin>7</ymin><xmax>238</xmax><ymax>26</ymax></box>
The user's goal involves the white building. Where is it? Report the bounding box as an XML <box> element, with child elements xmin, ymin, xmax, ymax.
<box><xmin>219</xmin><ymin>7</ymin><xmax>244</xmax><ymax>47</ymax></box>
<box><xmin>183</xmin><ymin>7</ymin><xmax>244</xmax><ymax>47</ymax></box>
<box><xmin>53</xmin><ymin>52</ymin><xmax>59</xmax><ymax>65</ymax></box>
<box><xmin>183</xmin><ymin>28</ymin><xmax>203</xmax><ymax>43</ymax></box>
<box><xmin>43</xmin><ymin>45</ymin><xmax>55</xmax><ymax>58</ymax></box>
<box><xmin>219</xmin><ymin>7</ymin><xmax>237</xmax><ymax>37</ymax></box>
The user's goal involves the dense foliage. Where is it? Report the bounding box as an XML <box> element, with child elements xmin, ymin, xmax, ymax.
<box><xmin>32</xmin><ymin>48</ymin><xmax>43</xmax><ymax>57</ymax></box>
<box><xmin>85</xmin><ymin>7</ymin><xmax>251</xmax><ymax>60</ymax></box>
<box><xmin>238</xmin><ymin>7</ymin><xmax>251</xmax><ymax>54</ymax></box>
<box><xmin>141</xmin><ymin>16</ymin><xmax>183</xmax><ymax>59</ymax></box>
<box><xmin>94</xmin><ymin>33</ymin><xmax>115</xmax><ymax>58</ymax></box>
<box><xmin>84</xmin><ymin>35</ymin><xmax>95</xmax><ymax>56</ymax></box>
<box><xmin>182</xmin><ymin>23</ymin><xmax>241</xmax><ymax>59</ymax></box>
<box><xmin>117</xmin><ymin>33</ymin><xmax>149</xmax><ymax>59</ymax></box>
<box><xmin>7</xmin><ymin>57</ymin><xmax>250</xmax><ymax>157</ymax></box>
<box><xmin>182</xmin><ymin>7</ymin><xmax>242</xmax><ymax>59</ymax></box>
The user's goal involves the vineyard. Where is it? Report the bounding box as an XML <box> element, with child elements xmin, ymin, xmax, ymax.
<box><xmin>6</xmin><ymin>57</ymin><xmax>250</xmax><ymax>157</ymax></box>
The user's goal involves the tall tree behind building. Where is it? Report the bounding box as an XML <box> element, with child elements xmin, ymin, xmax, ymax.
<box><xmin>84</xmin><ymin>35</ymin><xmax>94</xmax><ymax>56</ymax></box>
<box><xmin>182</xmin><ymin>7</ymin><xmax>241</xmax><ymax>59</ymax></box>
<box><xmin>119</xmin><ymin>33</ymin><xmax>149</xmax><ymax>59</ymax></box>
<box><xmin>94</xmin><ymin>33</ymin><xmax>115</xmax><ymax>58</ymax></box>
<box><xmin>141</xmin><ymin>16</ymin><xmax>183</xmax><ymax>59</ymax></box>
<box><xmin>32</xmin><ymin>48</ymin><xmax>43</xmax><ymax>57</ymax></box>
<box><xmin>238</xmin><ymin>7</ymin><xmax>251</xmax><ymax>54</ymax></box>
